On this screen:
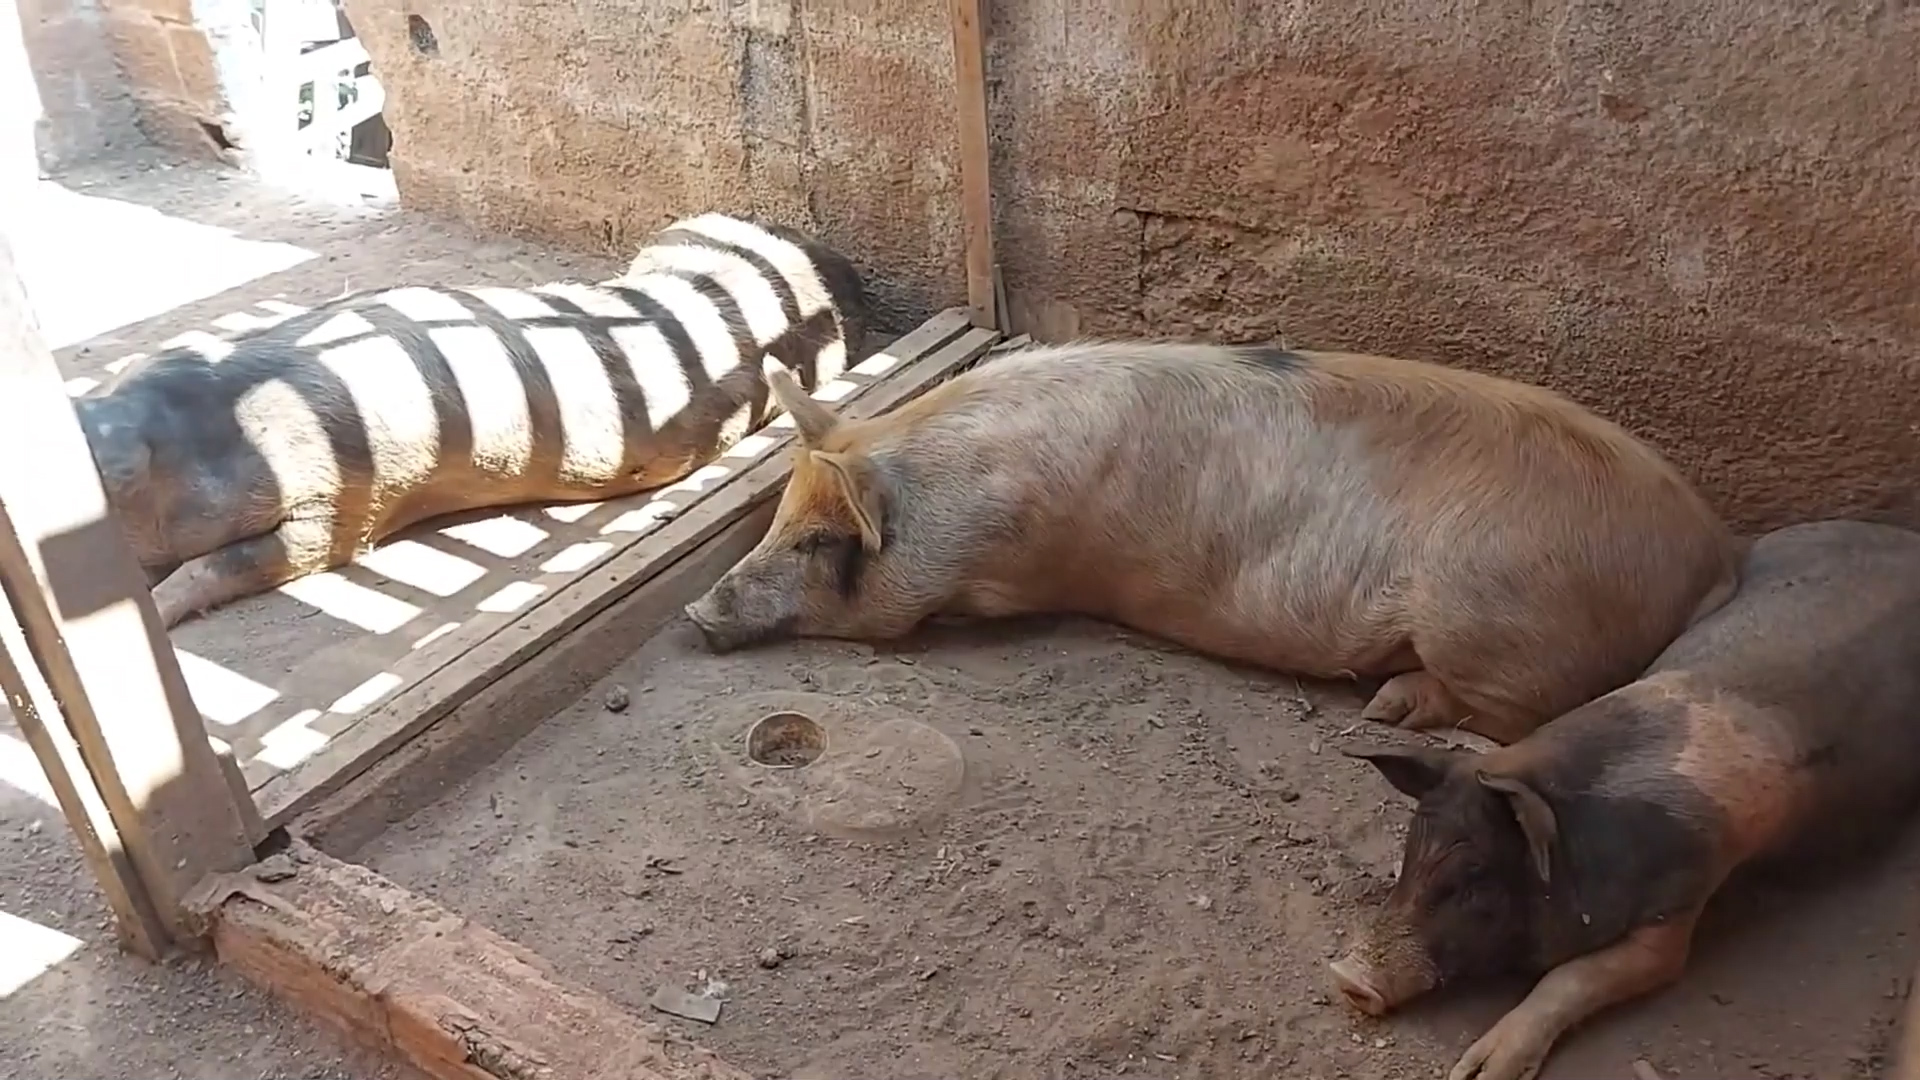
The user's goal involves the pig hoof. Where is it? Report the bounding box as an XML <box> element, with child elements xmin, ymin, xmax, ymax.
<box><xmin>1327</xmin><ymin>958</ymin><xmax>1389</xmax><ymax>1017</ymax></box>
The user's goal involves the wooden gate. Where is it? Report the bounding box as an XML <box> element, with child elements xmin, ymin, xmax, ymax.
<box><xmin>260</xmin><ymin>0</ymin><xmax>388</xmax><ymax>169</ymax></box>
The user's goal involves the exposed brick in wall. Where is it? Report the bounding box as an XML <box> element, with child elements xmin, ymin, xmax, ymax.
<box><xmin>343</xmin><ymin>0</ymin><xmax>1920</xmax><ymax>533</ymax></box>
<box><xmin>12</xmin><ymin>0</ymin><xmax>145</xmax><ymax>169</ymax></box>
<box><xmin>95</xmin><ymin>0</ymin><xmax>229</xmax><ymax>158</ymax></box>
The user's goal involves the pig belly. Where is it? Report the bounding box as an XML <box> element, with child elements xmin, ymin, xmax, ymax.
<box><xmin>1131</xmin><ymin>599</ymin><xmax>1419</xmax><ymax>682</ymax></box>
<box><xmin>1001</xmin><ymin>546</ymin><xmax>1420</xmax><ymax>682</ymax></box>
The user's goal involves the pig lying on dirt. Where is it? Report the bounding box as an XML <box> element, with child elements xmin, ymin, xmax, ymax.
<box><xmin>1330</xmin><ymin>518</ymin><xmax>1920</xmax><ymax>1080</ymax></box>
<box><xmin>684</xmin><ymin>341</ymin><xmax>1742</xmax><ymax>743</ymax></box>
<box><xmin>77</xmin><ymin>213</ymin><xmax>867</xmax><ymax>628</ymax></box>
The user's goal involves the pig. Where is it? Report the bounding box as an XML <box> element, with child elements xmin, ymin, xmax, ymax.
<box><xmin>1329</xmin><ymin>518</ymin><xmax>1920</xmax><ymax>1080</ymax></box>
<box><xmin>78</xmin><ymin>212</ymin><xmax>867</xmax><ymax>628</ymax></box>
<box><xmin>685</xmin><ymin>341</ymin><xmax>1742</xmax><ymax>744</ymax></box>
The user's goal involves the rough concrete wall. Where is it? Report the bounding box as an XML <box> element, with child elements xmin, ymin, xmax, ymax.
<box><xmin>12</xmin><ymin>0</ymin><xmax>146</xmax><ymax>170</ymax></box>
<box><xmin>351</xmin><ymin>0</ymin><xmax>1920</xmax><ymax>531</ymax></box>
<box><xmin>94</xmin><ymin>0</ymin><xmax>227</xmax><ymax>157</ymax></box>
<box><xmin>339</xmin><ymin>0</ymin><xmax>963</xmax><ymax>331</ymax></box>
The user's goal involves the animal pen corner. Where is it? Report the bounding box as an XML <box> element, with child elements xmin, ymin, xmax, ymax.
<box><xmin>0</xmin><ymin>0</ymin><xmax>1003</xmax><ymax>1070</ymax></box>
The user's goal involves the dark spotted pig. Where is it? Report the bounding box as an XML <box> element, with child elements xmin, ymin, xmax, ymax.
<box><xmin>1331</xmin><ymin>519</ymin><xmax>1920</xmax><ymax>1080</ymax></box>
<box><xmin>79</xmin><ymin>212</ymin><xmax>867</xmax><ymax>627</ymax></box>
<box><xmin>683</xmin><ymin>341</ymin><xmax>1742</xmax><ymax>743</ymax></box>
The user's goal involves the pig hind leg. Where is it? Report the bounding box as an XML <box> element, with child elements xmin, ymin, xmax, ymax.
<box><xmin>1447</xmin><ymin>914</ymin><xmax>1699</xmax><ymax>1080</ymax></box>
<box><xmin>151</xmin><ymin>516</ymin><xmax>337</xmax><ymax>628</ymax></box>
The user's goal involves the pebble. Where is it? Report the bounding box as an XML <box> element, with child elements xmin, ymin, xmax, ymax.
<box><xmin>604</xmin><ymin>686</ymin><xmax>631</xmax><ymax>713</ymax></box>
<box><xmin>757</xmin><ymin>947</ymin><xmax>783</xmax><ymax>969</ymax></box>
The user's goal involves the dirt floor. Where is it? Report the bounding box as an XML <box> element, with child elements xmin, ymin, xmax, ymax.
<box><xmin>358</xmin><ymin>612</ymin><xmax>1920</xmax><ymax>1080</ymax></box>
<box><xmin>1</xmin><ymin>147</ymin><xmax>617</xmax><ymax>1080</ymax></box>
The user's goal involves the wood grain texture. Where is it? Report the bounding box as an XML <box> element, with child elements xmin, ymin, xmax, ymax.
<box><xmin>187</xmin><ymin>840</ymin><xmax>754</xmax><ymax>1080</ymax></box>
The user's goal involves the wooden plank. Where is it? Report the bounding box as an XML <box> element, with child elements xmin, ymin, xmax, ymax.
<box><xmin>185</xmin><ymin>840</ymin><xmax>755</xmax><ymax>1080</ymax></box>
<box><xmin>0</xmin><ymin>579</ymin><xmax>169</xmax><ymax>956</ymax></box>
<box><xmin>210</xmin><ymin>736</ymin><xmax>269</xmax><ymax>846</ymax></box>
<box><xmin>1896</xmin><ymin>972</ymin><xmax>1920</xmax><ymax>1080</ymax></box>
<box><xmin>253</xmin><ymin>316</ymin><xmax>1001</xmax><ymax>828</ymax></box>
<box><xmin>0</xmin><ymin>234</ymin><xmax>255</xmax><ymax>952</ymax></box>
<box><xmin>296</xmin><ymin>499</ymin><xmax>779</xmax><ymax>857</ymax></box>
<box><xmin>949</xmin><ymin>0</ymin><xmax>999</xmax><ymax>329</ymax></box>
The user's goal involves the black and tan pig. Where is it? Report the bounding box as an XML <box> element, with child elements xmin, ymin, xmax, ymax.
<box><xmin>78</xmin><ymin>212</ymin><xmax>866</xmax><ymax>627</ymax></box>
<box><xmin>684</xmin><ymin>341</ymin><xmax>1742</xmax><ymax>743</ymax></box>
<box><xmin>1331</xmin><ymin>518</ymin><xmax>1920</xmax><ymax>1080</ymax></box>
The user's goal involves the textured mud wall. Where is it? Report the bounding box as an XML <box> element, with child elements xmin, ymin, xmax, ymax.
<box><xmin>339</xmin><ymin>0</ymin><xmax>964</xmax><ymax>332</ymax></box>
<box><xmin>347</xmin><ymin>0</ymin><xmax>1920</xmax><ymax>531</ymax></box>
<box><xmin>12</xmin><ymin>0</ymin><xmax>146</xmax><ymax>169</ymax></box>
<box><xmin>15</xmin><ymin>0</ymin><xmax>232</xmax><ymax>163</ymax></box>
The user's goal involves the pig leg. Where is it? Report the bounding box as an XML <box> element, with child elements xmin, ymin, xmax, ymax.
<box><xmin>1362</xmin><ymin>671</ymin><xmax>1472</xmax><ymax>732</ymax></box>
<box><xmin>1447</xmin><ymin>915</ymin><xmax>1698</xmax><ymax>1080</ymax></box>
<box><xmin>151</xmin><ymin>516</ymin><xmax>336</xmax><ymax>629</ymax></box>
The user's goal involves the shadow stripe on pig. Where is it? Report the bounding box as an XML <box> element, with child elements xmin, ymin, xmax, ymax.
<box><xmin>685</xmin><ymin>340</ymin><xmax>1742</xmax><ymax>745</ymax></box>
<box><xmin>77</xmin><ymin>212</ymin><xmax>869</xmax><ymax>628</ymax></box>
<box><xmin>1332</xmin><ymin>518</ymin><xmax>1920</xmax><ymax>1080</ymax></box>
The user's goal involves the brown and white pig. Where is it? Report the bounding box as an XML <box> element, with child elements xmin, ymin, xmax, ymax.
<box><xmin>685</xmin><ymin>340</ymin><xmax>1742</xmax><ymax>744</ymax></box>
<box><xmin>77</xmin><ymin>212</ymin><xmax>867</xmax><ymax>627</ymax></box>
<box><xmin>1330</xmin><ymin>518</ymin><xmax>1920</xmax><ymax>1080</ymax></box>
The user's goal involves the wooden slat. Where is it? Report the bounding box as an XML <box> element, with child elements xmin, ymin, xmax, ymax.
<box><xmin>0</xmin><ymin>578</ymin><xmax>169</xmax><ymax>956</ymax></box>
<box><xmin>0</xmin><ymin>233</ymin><xmax>255</xmax><ymax>954</ymax></box>
<box><xmin>185</xmin><ymin>841</ymin><xmax>755</xmax><ymax>1080</ymax></box>
<box><xmin>297</xmin><ymin>499</ymin><xmax>780</xmax><ymax>858</ymax></box>
<box><xmin>210</xmin><ymin>736</ymin><xmax>269</xmax><ymax>846</ymax></box>
<box><xmin>1896</xmin><ymin>975</ymin><xmax>1920</xmax><ymax>1080</ymax></box>
<box><xmin>950</xmin><ymin>0</ymin><xmax>999</xmax><ymax>330</ymax></box>
<box><xmin>252</xmin><ymin>315</ymin><xmax>1000</xmax><ymax>828</ymax></box>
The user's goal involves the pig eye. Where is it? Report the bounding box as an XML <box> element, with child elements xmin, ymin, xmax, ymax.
<box><xmin>793</xmin><ymin>530</ymin><xmax>854</xmax><ymax>554</ymax></box>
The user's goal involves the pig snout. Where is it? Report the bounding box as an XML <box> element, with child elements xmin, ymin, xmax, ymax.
<box><xmin>1329</xmin><ymin>955</ymin><xmax>1392</xmax><ymax>1017</ymax></box>
<box><xmin>683</xmin><ymin>568</ymin><xmax>799</xmax><ymax>653</ymax></box>
<box><xmin>1328</xmin><ymin>923</ymin><xmax>1439</xmax><ymax>1017</ymax></box>
<box><xmin>684</xmin><ymin>591</ymin><xmax>746</xmax><ymax>653</ymax></box>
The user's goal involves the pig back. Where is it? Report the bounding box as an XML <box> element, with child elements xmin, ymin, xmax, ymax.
<box><xmin>1646</xmin><ymin>519</ymin><xmax>1920</xmax><ymax>851</ymax></box>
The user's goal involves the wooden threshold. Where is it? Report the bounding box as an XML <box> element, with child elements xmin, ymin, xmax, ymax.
<box><xmin>186</xmin><ymin>840</ymin><xmax>755</xmax><ymax>1080</ymax></box>
<box><xmin>253</xmin><ymin>309</ymin><xmax>1002</xmax><ymax>831</ymax></box>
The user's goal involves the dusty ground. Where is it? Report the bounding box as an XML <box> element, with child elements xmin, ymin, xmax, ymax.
<box><xmin>360</xmin><ymin>613</ymin><xmax>1920</xmax><ymax>1080</ymax></box>
<box><xmin>1</xmin><ymin>148</ymin><xmax>618</xmax><ymax>1080</ymax></box>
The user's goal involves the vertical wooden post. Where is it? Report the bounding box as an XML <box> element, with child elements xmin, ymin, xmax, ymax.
<box><xmin>949</xmin><ymin>0</ymin><xmax>1000</xmax><ymax>331</ymax></box>
<box><xmin>0</xmin><ymin>582</ymin><xmax>171</xmax><ymax>956</ymax></box>
<box><xmin>1895</xmin><ymin>973</ymin><xmax>1920</xmax><ymax>1080</ymax></box>
<box><xmin>0</xmin><ymin>232</ymin><xmax>256</xmax><ymax>957</ymax></box>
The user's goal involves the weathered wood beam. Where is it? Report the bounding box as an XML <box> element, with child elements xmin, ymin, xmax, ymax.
<box><xmin>0</xmin><ymin>232</ymin><xmax>256</xmax><ymax>956</ymax></box>
<box><xmin>187</xmin><ymin>841</ymin><xmax>757</xmax><ymax>1080</ymax></box>
<box><xmin>950</xmin><ymin>0</ymin><xmax>1001</xmax><ymax>330</ymax></box>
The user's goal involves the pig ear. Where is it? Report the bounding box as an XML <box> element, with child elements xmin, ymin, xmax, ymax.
<box><xmin>1342</xmin><ymin>744</ymin><xmax>1458</xmax><ymax>801</ymax></box>
<box><xmin>1477</xmin><ymin>772</ymin><xmax>1558</xmax><ymax>886</ymax></box>
<box><xmin>768</xmin><ymin>368</ymin><xmax>840</xmax><ymax>447</ymax></box>
<box><xmin>808</xmin><ymin>449</ymin><xmax>886</xmax><ymax>553</ymax></box>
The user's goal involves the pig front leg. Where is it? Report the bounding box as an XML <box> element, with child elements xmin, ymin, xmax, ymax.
<box><xmin>1362</xmin><ymin>670</ymin><xmax>1473</xmax><ymax>731</ymax></box>
<box><xmin>1448</xmin><ymin>915</ymin><xmax>1698</xmax><ymax>1080</ymax></box>
<box><xmin>152</xmin><ymin>517</ymin><xmax>336</xmax><ymax>629</ymax></box>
